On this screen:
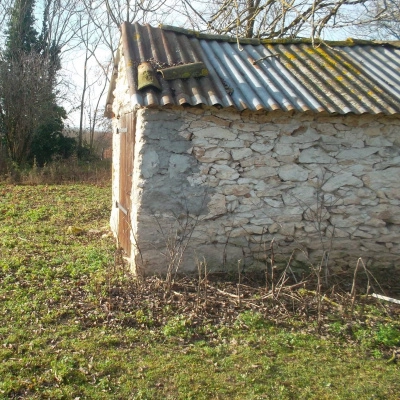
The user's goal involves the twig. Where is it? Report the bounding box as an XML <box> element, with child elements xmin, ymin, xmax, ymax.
<box><xmin>350</xmin><ymin>257</ymin><xmax>362</xmax><ymax>313</ymax></box>
<box><xmin>252</xmin><ymin>54</ymin><xmax>280</xmax><ymax>64</ymax></box>
<box><xmin>215</xmin><ymin>288</ymin><xmax>242</xmax><ymax>299</ymax></box>
<box><xmin>371</xmin><ymin>293</ymin><xmax>400</xmax><ymax>305</ymax></box>
<box><xmin>237</xmin><ymin>259</ymin><xmax>242</xmax><ymax>308</ymax></box>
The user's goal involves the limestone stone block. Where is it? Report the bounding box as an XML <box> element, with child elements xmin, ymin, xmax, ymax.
<box><xmin>141</xmin><ymin>149</ymin><xmax>159</xmax><ymax>178</ymax></box>
<box><xmin>250</xmin><ymin>143</ymin><xmax>274</xmax><ymax>154</ymax></box>
<box><xmin>279</xmin><ymin>222</ymin><xmax>295</xmax><ymax>236</ymax></box>
<box><xmin>214</xmin><ymin>159</ymin><xmax>230</xmax><ymax>166</ymax></box>
<box><xmin>321</xmin><ymin>173</ymin><xmax>363</xmax><ymax>192</ymax></box>
<box><xmin>351</xmin><ymin>229</ymin><xmax>374</xmax><ymax>239</ymax></box>
<box><xmin>168</xmin><ymin>154</ymin><xmax>192</xmax><ymax>178</ymax></box>
<box><xmin>320</xmin><ymin>143</ymin><xmax>340</xmax><ymax>155</ymax></box>
<box><xmin>342</xmin><ymin>193</ymin><xmax>361</xmax><ymax>205</ymax></box>
<box><xmin>316</xmin><ymin>123</ymin><xmax>339</xmax><ymax>135</ymax></box>
<box><xmin>299</xmin><ymin>147</ymin><xmax>336</xmax><ymax>164</ymax></box>
<box><xmin>367</xmin><ymin>204</ymin><xmax>400</xmax><ymax>224</ymax></box>
<box><xmin>274</xmin><ymin>143</ymin><xmax>295</xmax><ymax>156</ymax></box>
<box><xmin>187</xmin><ymin>175</ymin><xmax>206</xmax><ymax>186</ymax></box>
<box><xmin>280</xmin><ymin>122</ymin><xmax>302</xmax><ymax>135</ymax></box>
<box><xmin>195</xmin><ymin>126</ymin><xmax>237</xmax><ymax>140</ymax></box>
<box><xmin>257</xmin><ymin>130</ymin><xmax>278</xmax><ymax>140</ymax></box>
<box><xmin>219</xmin><ymin>139</ymin><xmax>245</xmax><ymax>148</ymax></box>
<box><xmin>363</xmin><ymin>167</ymin><xmax>400</xmax><ymax>190</ymax></box>
<box><xmin>387</xmin><ymin>189</ymin><xmax>400</xmax><ymax>201</ymax></box>
<box><xmin>206</xmin><ymin>194</ymin><xmax>226</xmax><ymax>218</ymax></box>
<box><xmin>218</xmin><ymin>179</ymin><xmax>237</xmax><ymax>186</ymax></box>
<box><xmin>242</xmin><ymin>166</ymin><xmax>276</xmax><ymax>179</ymax></box>
<box><xmin>282</xmin><ymin>186</ymin><xmax>317</xmax><ymax>206</ymax></box>
<box><xmin>352</xmin><ymin>139</ymin><xmax>365</xmax><ymax>148</ymax></box>
<box><xmin>335</xmin><ymin>123</ymin><xmax>351</xmax><ymax>131</ymax></box>
<box><xmin>238</xmin><ymin>132</ymin><xmax>256</xmax><ymax>141</ymax></box>
<box><xmin>227</xmin><ymin>200</ymin><xmax>239</xmax><ymax>212</ymax></box>
<box><xmin>237</xmin><ymin>177</ymin><xmax>257</xmax><ymax>185</ymax></box>
<box><xmin>237</xmin><ymin>204</ymin><xmax>257</xmax><ymax>212</ymax></box>
<box><xmin>356</xmin><ymin>188</ymin><xmax>376</xmax><ymax>199</ymax></box>
<box><xmin>360</xmin><ymin>198</ymin><xmax>379</xmax><ymax>206</ymax></box>
<box><xmin>236</xmin><ymin>211</ymin><xmax>257</xmax><ymax>219</ymax></box>
<box><xmin>262</xmin><ymin>198</ymin><xmax>283</xmax><ymax>208</ymax></box>
<box><xmin>254</xmin><ymin>179</ymin><xmax>274</xmax><ymax>191</ymax></box>
<box><xmin>212</xmin><ymin>164</ymin><xmax>240</xmax><ymax>180</ymax></box>
<box><xmin>336</xmin><ymin>147</ymin><xmax>380</xmax><ymax>160</ymax></box>
<box><xmin>356</xmin><ymin>226</ymin><xmax>382</xmax><ymax>236</ymax></box>
<box><xmin>331</xmin><ymin>205</ymin><xmax>362</xmax><ymax>216</ymax></box>
<box><xmin>390</xmin><ymin>245</ymin><xmax>400</xmax><ymax>254</ymax></box>
<box><xmin>279</xmin><ymin>127</ymin><xmax>320</xmax><ymax>144</ymax></box>
<box><xmin>366</xmin><ymin>137</ymin><xmax>393</xmax><ymax>147</ymax></box>
<box><xmin>278</xmin><ymin>164</ymin><xmax>308</xmax><ymax>182</ymax></box>
<box><xmin>226</xmin><ymin>195</ymin><xmax>237</xmax><ymax>201</ymax></box>
<box><xmin>242</xmin><ymin>225</ymin><xmax>266</xmax><ymax>235</ymax></box>
<box><xmin>197</xmin><ymin>148</ymin><xmax>231</xmax><ymax>162</ymax></box>
<box><xmin>223</xmin><ymin>185</ymin><xmax>251</xmax><ymax>196</ymax></box>
<box><xmin>229</xmin><ymin>227</ymin><xmax>247</xmax><ymax>237</ymax></box>
<box><xmin>193</xmin><ymin>147</ymin><xmax>205</xmax><ymax>159</ymax></box>
<box><xmin>276</xmin><ymin>155</ymin><xmax>299</xmax><ymax>163</ymax></box>
<box><xmin>329</xmin><ymin>214</ymin><xmax>363</xmax><ymax>228</ymax></box>
<box><xmin>250</xmin><ymin>216</ymin><xmax>274</xmax><ymax>226</ymax></box>
<box><xmin>325</xmin><ymin>226</ymin><xmax>350</xmax><ymax>238</ymax></box>
<box><xmin>374</xmin><ymin>156</ymin><xmax>400</xmax><ymax>170</ymax></box>
<box><xmin>231</xmin><ymin>122</ymin><xmax>260</xmax><ymax>133</ymax></box>
<box><xmin>206</xmin><ymin>176</ymin><xmax>220</xmax><ymax>187</ymax></box>
<box><xmin>268</xmin><ymin>222</ymin><xmax>280</xmax><ymax>233</ymax></box>
<box><xmin>191</xmin><ymin>137</ymin><xmax>215</xmax><ymax>147</ymax></box>
<box><xmin>378</xmin><ymin>146</ymin><xmax>399</xmax><ymax>158</ymax></box>
<box><xmin>241</xmin><ymin>155</ymin><xmax>279</xmax><ymax>168</ymax></box>
<box><xmin>363</xmin><ymin>126</ymin><xmax>382</xmax><ymax>137</ymax></box>
<box><xmin>231</xmin><ymin>148</ymin><xmax>253</xmax><ymax>160</ymax></box>
<box><xmin>179</xmin><ymin>130</ymin><xmax>193</xmax><ymax>140</ymax></box>
<box><xmin>199</xmin><ymin>165</ymin><xmax>210</xmax><ymax>175</ymax></box>
<box><xmin>240</xmin><ymin>196</ymin><xmax>261</xmax><ymax>206</ymax></box>
<box><xmin>276</xmin><ymin>212</ymin><xmax>303</xmax><ymax>223</ymax></box>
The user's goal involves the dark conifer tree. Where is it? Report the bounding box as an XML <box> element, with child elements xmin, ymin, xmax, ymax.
<box><xmin>0</xmin><ymin>0</ymin><xmax>75</xmax><ymax>166</ymax></box>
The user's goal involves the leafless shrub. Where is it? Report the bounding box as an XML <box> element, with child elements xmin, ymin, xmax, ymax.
<box><xmin>154</xmin><ymin>210</ymin><xmax>200</xmax><ymax>292</ymax></box>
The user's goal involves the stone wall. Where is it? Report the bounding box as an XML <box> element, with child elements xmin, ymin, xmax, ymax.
<box><xmin>113</xmin><ymin>105</ymin><xmax>400</xmax><ymax>275</ymax></box>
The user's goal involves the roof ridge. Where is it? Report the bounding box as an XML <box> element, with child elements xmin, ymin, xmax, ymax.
<box><xmin>158</xmin><ymin>24</ymin><xmax>400</xmax><ymax>48</ymax></box>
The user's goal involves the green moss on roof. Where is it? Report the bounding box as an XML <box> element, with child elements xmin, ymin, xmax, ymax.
<box><xmin>159</xmin><ymin>24</ymin><xmax>400</xmax><ymax>48</ymax></box>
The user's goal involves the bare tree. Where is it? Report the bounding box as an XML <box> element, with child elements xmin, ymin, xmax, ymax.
<box><xmin>0</xmin><ymin>50</ymin><xmax>56</xmax><ymax>164</ymax></box>
<box><xmin>357</xmin><ymin>0</ymin><xmax>400</xmax><ymax>39</ymax></box>
<box><xmin>86</xmin><ymin>62</ymin><xmax>111</xmax><ymax>151</ymax></box>
<box><xmin>68</xmin><ymin>0</ymin><xmax>172</xmax><ymax>158</ymax></box>
<box><xmin>173</xmin><ymin>0</ymin><xmax>394</xmax><ymax>39</ymax></box>
<box><xmin>0</xmin><ymin>1</ymin><xmax>11</xmax><ymax>28</ymax></box>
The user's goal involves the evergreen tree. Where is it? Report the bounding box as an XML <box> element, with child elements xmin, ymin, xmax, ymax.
<box><xmin>5</xmin><ymin>0</ymin><xmax>38</xmax><ymax>56</ymax></box>
<box><xmin>0</xmin><ymin>0</ymin><xmax>75</xmax><ymax>166</ymax></box>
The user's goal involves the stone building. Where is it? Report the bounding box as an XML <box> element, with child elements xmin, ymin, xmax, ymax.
<box><xmin>106</xmin><ymin>22</ymin><xmax>400</xmax><ymax>276</ymax></box>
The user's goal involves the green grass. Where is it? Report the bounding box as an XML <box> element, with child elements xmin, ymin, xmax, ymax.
<box><xmin>0</xmin><ymin>183</ymin><xmax>399</xmax><ymax>399</ymax></box>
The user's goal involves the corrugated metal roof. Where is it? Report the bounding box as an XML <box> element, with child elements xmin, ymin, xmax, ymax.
<box><xmin>106</xmin><ymin>22</ymin><xmax>400</xmax><ymax>115</ymax></box>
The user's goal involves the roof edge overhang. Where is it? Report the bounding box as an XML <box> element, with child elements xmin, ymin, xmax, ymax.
<box><xmin>104</xmin><ymin>22</ymin><xmax>400</xmax><ymax>118</ymax></box>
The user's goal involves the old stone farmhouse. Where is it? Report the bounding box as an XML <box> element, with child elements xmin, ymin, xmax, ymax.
<box><xmin>106</xmin><ymin>22</ymin><xmax>400</xmax><ymax>276</ymax></box>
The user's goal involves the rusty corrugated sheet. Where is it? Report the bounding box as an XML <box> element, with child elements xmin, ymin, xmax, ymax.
<box><xmin>108</xmin><ymin>22</ymin><xmax>400</xmax><ymax>115</ymax></box>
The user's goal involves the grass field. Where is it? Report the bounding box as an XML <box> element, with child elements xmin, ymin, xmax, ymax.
<box><xmin>0</xmin><ymin>183</ymin><xmax>399</xmax><ymax>399</ymax></box>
